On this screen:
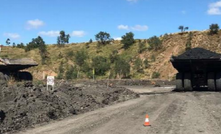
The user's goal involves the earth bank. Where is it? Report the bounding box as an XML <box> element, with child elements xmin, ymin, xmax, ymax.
<box><xmin>0</xmin><ymin>82</ymin><xmax>139</xmax><ymax>134</ymax></box>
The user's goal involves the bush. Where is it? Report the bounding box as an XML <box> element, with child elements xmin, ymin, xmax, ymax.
<box><xmin>65</xmin><ymin>66</ymin><xmax>78</xmax><ymax>80</ymax></box>
<box><xmin>138</xmin><ymin>41</ymin><xmax>146</xmax><ymax>53</ymax></box>
<box><xmin>89</xmin><ymin>39</ymin><xmax>93</xmax><ymax>43</ymax></box>
<box><xmin>134</xmin><ymin>58</ymin><xmax>143</xmax><ymax>73</ymax></box>
<box><xmin>74</xmin><ymin>49</ymin><xmax>88</xmax><ymax>67</ymax></box>
<box><xmin>66</xmin><ymin>50</ymin><xmax>74</xmax><ymax>58</ymax></box>
<box><xmin>152</xmin><ymin>72</ymin><xmax>160</xmax><ymax>79</ymax></box>
<box><xmin>143</xmin><ymin>59</ymin><xmax>149</xmax><ymax>68</ymax></box>
<box><xmin>185</xmin><ymin>32</ymin><xmax>193</xmax><ymax>51</ymax></box>
<box><xmin>148</xmin><ymin>36</ymin><xmax>162</xmax><ymax>51</ymax></box>
<box><xmin>95</xmin><ymin>31</ymin><xmax>112</xmax><ymax>46</ymax></box>
<box><xmin>57</xmin><ymin>61</ymin><xmax>64</xmax><ymax>79</ymax></box>
<box><xmin>109</xmin><ymin>50</ymin><xmax>118</xmax><ymax>63</ymax></box>
<box><xmin>151</xmin><ymin>55</ymin><xmax>156</xmax><ymax>62</ymax></box>
<box><xmin>121</xmin><ymin>32</ymin><xmax>135</xmax><ymax>49</ymax></box>
<box><xmin>209</xmin><ymin>24</ymin><xmax>219</xmax><ymax>35</ymax></box>
<box><xmin>92</xmin><ymin>56</ymin><xmax>110</xmax><ymax>76</ymax></box>
<box><xmin>114</xmin><ymin>56</ymin><xmax>130</xmax><ymax>78</ymax></box>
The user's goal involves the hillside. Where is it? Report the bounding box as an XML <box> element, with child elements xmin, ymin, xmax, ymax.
<box><xmin>1</xmin><ymin>30</ymin><xmax>221</xmax><ymax>80</ymax></box>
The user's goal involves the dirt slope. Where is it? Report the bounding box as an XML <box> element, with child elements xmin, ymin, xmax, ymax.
<box><xmin>145</xmin><ymin>30</ymin><xmax>221</xmax><ymax>79</ymax></box>
<box><xmin>1</xmin><ymin>30</ymin><xmax>220</xmax><ymax>80</ymax></box>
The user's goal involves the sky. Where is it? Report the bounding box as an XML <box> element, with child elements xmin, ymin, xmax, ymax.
<box><xmin>0</xmin><ymin>0</ymin><xmax>221</xmax><ymax>45</ymax></box>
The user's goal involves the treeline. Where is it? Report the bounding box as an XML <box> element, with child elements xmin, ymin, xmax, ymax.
<box><xmin>6</xmin><ymin>23</ymin><xmax>220</xmax><ymax>79</ymax></box>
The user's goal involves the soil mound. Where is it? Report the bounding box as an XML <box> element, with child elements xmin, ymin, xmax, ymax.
<box><xmin>174</xmin><ymin>48</ymin><xmax>221</xmax><ymax>59</ymax></box>
<box><xmin>0</xmin><ymin>82</ymin><xmax>139</xmax><ymax>133</ymax></box>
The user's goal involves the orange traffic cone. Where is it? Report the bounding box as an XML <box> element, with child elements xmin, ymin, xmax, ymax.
<box><xmin>144</xmin><ymin>114</ymin><xmax>151</xmax><ymax>126</ymax></box>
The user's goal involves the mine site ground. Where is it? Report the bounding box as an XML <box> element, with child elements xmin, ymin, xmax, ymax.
<box><xmin>13</xmin><ymin>85</ymin><xmax>221</xmax><ymax>134</ymax></box>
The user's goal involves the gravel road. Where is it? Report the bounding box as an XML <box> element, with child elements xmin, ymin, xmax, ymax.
<box><xmin>16</xmin><ymin>86</ymin><xmax>221</xmax><ymax>134</ymax></box>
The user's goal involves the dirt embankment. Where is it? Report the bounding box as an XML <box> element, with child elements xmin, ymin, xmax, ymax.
<box><xmin>0</xmin><ymin>82</ymin><xmax>139</xmax><ymax>134</ymax></box>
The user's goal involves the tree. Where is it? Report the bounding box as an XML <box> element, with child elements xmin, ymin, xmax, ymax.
<box><xmin>109</xmin><ymin>50</ymin><xmax>118</xmax><ymax>63</ymax></box>
<box><xmin>179</xmin><ymin>26</ymin><xmax>188</xmax><ymax>32</ymax></box>
<box><xmin>95</xmin><ymin>31</ymin><xmax>112</xmax><ymax>45</ymax></box>
<box><xmin>92</xmin><ymin>56</ymin><xmax>110</xmax><ymax>76</ymax></box>
<box><xmin>138</xmin><ymin>40</ymin><xmax>146</xmax><ymax>53</ymax></box>
<box><xmin>89</xmin><ymin>39</ymin><xmax>93</xmax><ymax>43</ymax></box>
<box><xmin>178</xmin><ymin>26</ymin><xmax>184</xmax><ymax>32</ymax></box>
<box><xmin>74</xmin><ymin>49</ymin><xmax>88</xmax><ymax>67</ymax></box>
<box><xmin>209</xmin><ymin>24</ymin><xmax>219</xmax><ymax>35</ymax></box>
<box><xmin>114</xmin><ymin>56</ymin><xmax>130</xmax><ymax>78</ymax></box>
<box><xmin>65</xmin><ymin>65</ymin><xmax>78</xmax><ymax>79</ymax></box>
<box><xmin>185</xmin><ymin>27</ymin><xmax>189</xmax><ymax>31</ymax></box>
<box><xmin>134</xmin><ymin>58</ymin><xmax>143</xmax><ymax>73</ymax></box>
<box><xmin>57</xmin><ymin>61</ymin><xmax>64</xmax><ymax>79</ymax></box>
<box><xmin>6</xmin><ymin>38</ymin><xmax>10</xmax><ymax>46</ymax></box>
<box><xmin>37</xmin><ymin>36</ymin><xmax>48</xmax><ymax>64</ymax></box>
<box><xmin>121</xmin><ymin>32</ymin><xmax>135</xmax><ymax>49</ymax></box>
<box><xmin>17</xmin><ymin>43</ymin><xmax>25</xmax><ymax>49</ymax></box>
<box><xmin>148</xmin><ymin>36</ymin><xmax>162</xmax><ymax>51</ymax></box>
<box><xmin>25</xmin><ymin>36</ymin><xmax>48</xmax><ymax>64</ymax></box>
<box><xmin>12</xmin><ymin>42</ymin><xmax>16</xmax><ymax>47</ymax></box>
<box><xmin>57</xmin><ymin>30</ymin><xmax>70</xmax><ymax>46</ymax></box>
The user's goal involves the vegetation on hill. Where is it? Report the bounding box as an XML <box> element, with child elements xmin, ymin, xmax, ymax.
<box><xmin>1</xmin><ymin>24</ymin><xmax>220</xmax><ymax>80</ymax></box>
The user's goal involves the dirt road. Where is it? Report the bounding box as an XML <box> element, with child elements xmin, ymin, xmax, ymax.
<box><xmin>16</xmin><ymin>86</ymin><xmax>221</xmax><ymax>134</ymax></box>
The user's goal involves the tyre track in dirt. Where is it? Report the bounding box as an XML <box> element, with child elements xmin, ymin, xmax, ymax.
<box><xmin>15</xmin><ymin>88</ymin><xmax>221</xmax><ymax>134</ymax></box>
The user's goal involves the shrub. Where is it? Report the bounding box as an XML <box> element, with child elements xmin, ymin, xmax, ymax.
<box><xmin>92</xmin><ymin>56</ymin><xmax>110</xmax><ymax>76</ymax></box>
<box><xmin>74</xmin><ymin>49</ymin><xmax>88</xmax><ymax>67</ymax></box>
<box><xmin>114</xmin><ymin>56</ymin><xmax>130</xmax><ymax>78</ymax></box>
<box><xmin>57</xmin><ymin>61</ymin><xmax>64</xmax><ymax>79</ymax></box>
<box><xmin>143</xmin><ymin>59</ymin><xmax>149</xmax><ymax>68</ymax></box>
<box><xmin>95</xmin><ymin>31</ymin><xmax>112</xmax><ymax>46</ymax></box>
<box><xmin>209</xmin><ymin>24</ymin><xmax>219</xmax><ymax>35</ymax></box>
<box><xmin>134</xmin><ymin>58</ymin><xmax>143</xmax><ymax>73</ymax></box>
<box><xmin>148</xmin><ymin>36</ymin><xmax>162</xmax><ymax>51</ymax></box>
<box><xmin>138</xmin><ymin>41</ymin><xmax>146</xmax><ymax>53</ymax></box>
<box><xmin>151</xmin><ymin>55</ymin><xmax>156</xmax><ymax>62</ymax></box>
<box><xmin>121</xmin><ymin>32</ymin><xmax>135</xmax><ymax>49</ymax></box>
<box><xmin>152</xmin><ymin>72</ymin><xmax>160</xmax><ymax>79</ymax></box>
<box><xmin>66</xmin><ymin>50</ymin><xmax>74</xmax><ymax>58</ymax></box>
<box><xmin>65</xmin><ymin>66</ymin><xmax>78</xmax><ymax>79</ymax></box>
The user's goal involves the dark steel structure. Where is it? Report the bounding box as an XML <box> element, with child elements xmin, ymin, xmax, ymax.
<box><xmin>0</xmin><ymin>58</ymin><xmax>38</xmax><ymax>81</ymax></box>
<box><xmin>170</xmin><ymin>48</ymin><xmax>221</xmax><ymax>91</ymax></box>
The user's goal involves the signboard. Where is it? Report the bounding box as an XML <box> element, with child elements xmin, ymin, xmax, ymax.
<box><xmin>47</xmin><ymin>76</ymin><xmax>55</xmax><ymax>86</ymax></box>
<box><xmin>47</xmin><ymin>76</ymin><xmax>55</xmax><ymax>91</ymax></box>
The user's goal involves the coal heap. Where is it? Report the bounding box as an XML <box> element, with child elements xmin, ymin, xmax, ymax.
<box><xmin>174</xmin><ymin>48</ymin><xmax>221</xmax><ymax>59</ymax></box>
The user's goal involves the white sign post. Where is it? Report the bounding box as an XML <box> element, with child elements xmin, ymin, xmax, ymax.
<box><xmin>47</xmin><ymin>76</ymin><xmax>55</xmax><ymax>91</ymax></box>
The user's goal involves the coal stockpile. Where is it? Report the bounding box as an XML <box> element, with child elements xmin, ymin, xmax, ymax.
<box><xmin>174</xmin><ymin>48</ymin><xmax>221</xmax><ymax>59</ymax></box>
<box><xmin>0</xmin><ymin>82</ymin><xmax>139</xmax><ymax>134</ymax></box>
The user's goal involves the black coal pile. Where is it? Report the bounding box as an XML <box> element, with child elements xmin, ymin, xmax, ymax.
<box><xmin>0</xmin><ymin>82</ymin><xmax>139</xmax><ymax>133</ymax></box>
<box><xmin>174</xmin><ymin>48</ymin><xmax>221</xmax><ymax>59</ymax></box>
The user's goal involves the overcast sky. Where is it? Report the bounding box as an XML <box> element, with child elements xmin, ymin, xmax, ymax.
<box><xmin>0</xmin><ymin>0</ymin><xmax>220</xmax><ymax>45</ymax></box>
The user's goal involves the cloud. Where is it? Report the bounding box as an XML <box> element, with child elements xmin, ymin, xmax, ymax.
<box><xmin>26</xmin><ymin>19</ymin><xmax>45</xmax><ymax>30</ymax></box>
<box><xmin>118</xmin><ymin>24</ymin><xmax>148</xmax><ymax>31</ymax></box>
<box><xmin>127</xmin><ymin>0</ymin><xmax>138</xmax><ymax>2</ymax></box>
<box><xmin>118</xmin><ymin>25</ymin><xmax>129</xmax><ymax>30</ymax></box>
<box><xmin>38</xmin><ymin>31</ymin><xmax>60</xmax><ymax>37</ymax></box>
<box><xmin>131</xmin><ymin>25</ymin><xmax>148</xmax><ymax>31</ymax></box>
<box><xmin>181</xmin><ymin>10</ymin><xmax>186</xmax><ymax>14</ymax></box>
<box><xmin>208</xmin><ymin>0</ymin><xmax>221</xmax><ymax>15</ymax></box>
<box><xmin>113</xmin><ymin>37</ymin><xmax>122</xmax><ymax>40</ymax></box>
<box><xmin>71</xmin><ymin>31</ymin><xmax>86</xmax><ymax>37</ymax></box>
<box><xmin>3</xmin><ymin>33</ymin><xmax>20</xmax><ymax>39</ymax></box>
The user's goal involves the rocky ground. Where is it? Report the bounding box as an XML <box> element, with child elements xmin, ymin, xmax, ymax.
<box><xmin>0</xmin><ymin>82</ymin><xmax>139</xmax><ymax>134</ymax></box>
<box><xmin>15</xmin><ymin>86</ymin><xmax>221</xmax><ymax>134</ymax></box>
